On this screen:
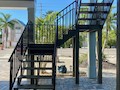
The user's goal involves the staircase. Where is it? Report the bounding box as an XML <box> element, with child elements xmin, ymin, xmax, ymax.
<box><xmin>9</xmin><ymin>0</ymin><xmax>113</xmax><ymax>90</ymax></box>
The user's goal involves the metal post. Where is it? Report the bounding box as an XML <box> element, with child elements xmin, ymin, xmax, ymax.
<box><xmin>73</xmin><ymin>37</ymin><xmax>76</xmax><ymax>77</ymax></box>
<box><xmin>75</xmin><ymin>32</ymin><xmax>79</xmax><ymax>84</ymax></box>
<box><xmin>116</xmin><ymin>0</ymin><xmax>120</xmax><ymax>89</ymax></box>
<box><xmin>28</xmin><ymin>8</ymin><xmax>35</xmax><ymax>44</ymax></box>
<box><xmin>97</xmin><ymin>30</ymin><xmax>102</xmax><ymax>84</ymax></box>
<box><xmin>31</xmin><ymin>55</ymin><xmax>34</xmax><ymax>84</ymax></box>
<box><xmin>9</xmin><ymin>59</ymin><xmax>13</xmax><ymax>90</ymax></box>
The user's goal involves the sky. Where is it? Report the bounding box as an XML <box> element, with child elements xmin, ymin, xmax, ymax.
<box><xmin>0</xmin><ymin>0</ymin><xmax>117</xmax><ymax>25</ymax></box>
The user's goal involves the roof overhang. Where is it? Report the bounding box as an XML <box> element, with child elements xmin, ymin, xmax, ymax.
<box><xmin>0</xmin><ymin>0</ymin><xmax>34</xmax><ymax>9</ymax></box>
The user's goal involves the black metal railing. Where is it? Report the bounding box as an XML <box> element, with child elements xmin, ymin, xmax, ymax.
<box><xmin>53</xmin><ymin>0</ymin><xmax>81</xmax><ymax>88</ymax></box>
<box><xmin>96</xmin><ymin>0</ymin><xmax>114</xmax><ymax>26</ymax></box>
<box><xmin>91</xmin><ymin>0</ymin><xmax>114</xmax><ymax>25</ymax></box>
<box><xmin>56</xmin><ymin>1</ymin><xmax>77</xmax><ymax>40</ymax></box>
<box><xmin>77</xmin><ymin>0</ymin><xmax>113</xmax><ymax>26</ymax></box>
<box><xmin>35</xmin><ymin>24</ymin><xmax>56</xmax><ymax>44</ymax></box>
<box><xmin>8</xmin><ymin>21</ymin><xmax>33</xmax><ymax>90</ymax></box>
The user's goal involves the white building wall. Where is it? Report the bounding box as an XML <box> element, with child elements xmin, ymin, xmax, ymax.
<box><xmin>11</xmin><ymin>22</ymin><xmax>25</xmax><ymax>47</ymax></box>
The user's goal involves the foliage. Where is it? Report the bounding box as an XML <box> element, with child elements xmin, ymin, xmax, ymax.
<box><xmin>79</xmin><ymin>53</ymin><xmax>87</xmax><ymax>64</ymax></box>
<box><xmin>0</xmin><ymin>12</ymin><xmax>18</xmax><ymax>48</ymax></box>
<box><xmin>79</xmin><ymin>53</ymin><xmax>106</xmax><ymax>64</ymax></box>
<box><xmin>102</xmin><ymin>52</ymin><xmax>106</xmax><ymax>61</ymax></box>
<box><xmin>102</xmin><ymin>6</ymin><xmax>116</xmax><ymax>50</ymax></box>
<box><xmin>79</xmin><ymin>32</ymin><xmax>87</xmax><ymax>48</ymax></box>
<box><xmin>35</xmin><ymin>11</ymin><xmax>58</xmax><ymax>44</ymax></box>
<box><xmin>107</xmin><ymin>30</ymin><xmax>116</xmax><ymax>48</ymax></box>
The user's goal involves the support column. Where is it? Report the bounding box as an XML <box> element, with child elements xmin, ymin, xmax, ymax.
<box><xmin>73</xmin><ymin>31</ymin><xmax>79</xmax><ymax>84</ymax></box>
<box><xmin>73</xmin><ymin>37</ymin><xmax>76</xmax><ymax>77</ymax></box>
<box><xmin>87</xmin><ymin>32</ymin><xmax>96</xmax><ymax>79</ymax></box>
<box><xmin>27</xmin><ymin>8</ymin><xmax>35</xmax><ymax>84</ymax></box>
<box><xmin>87</xmin><ymin>0</ymin><xmax>97</xmax><ymax>79</ymax></box>
<box><xmin>28</xmin><ymin>8</ymin><xmax>35</xmax><ymax>43</ymax></box>
<box><xmin>97</xmin><ymin>30</ymin><xmax>102</xmax><ymax>84</ymax></box>
<box><xmin>117</xmin><ymin>0</ymin><xmax>120</xmax><ymax>89</ymax></box>
<box><xmin>75</xmin><ymin>32</ymin><xmax>79</xmax><ymax>84</ymax></box>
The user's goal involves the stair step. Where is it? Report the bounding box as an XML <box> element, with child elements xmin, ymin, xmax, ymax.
<box><xmin>81</xmin><ymin>3</ymin><xmax>112</xmax><ymax>6</ymax></box>
<box><xmin>14</xmin><ymin>85</ymin><xmax>54</xmax><ymax>89</ymax></box>
<box><xmin>28</xmin><ymin>44</ymin><xmax>54</xmax><ymax>48</ymax></box>
<box><xmin>22</xmin><ymin>67</ymin><xmax>53</xmax><ymax>70</ymax></box>
<box><xmin>20</xmin><ymin>60</ymin><xmax>52</xmax><ymax>63</ymax></box>
<box><xmin>28</xmin><ymin>47</ymin><xmax>54</xmax><ymax>55</ymax></box>
<box><xmin>29</xmin><ymin>48</ymin><xmax>54</xmax><ymax>50</ymax></box>
<box><xmin>78</xmin><ymin>18</ymin><xmax>105</xmax><ymax>21</ymax></box>
<box><xmin>80</xmin><ymin>11</ymin><xmax>109</xmax><ymax>13</ymax></box>
<box><xmin>78</xmin><ymin>25</ymin><xmax>102</xmax><ymax>30</ymax></box>
<box><xmin>18</xmin><ymin>75</ymin><xmax>52</xmax><ymax>79</ymax></box>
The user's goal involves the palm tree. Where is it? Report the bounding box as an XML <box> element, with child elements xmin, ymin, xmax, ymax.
<box><xmin>0</xmin><ymin>12</ymin><xmax>17</xmax><ymax>48</ymax></box>
<box><xmin>102</xmin><ymin>7</ymin><xmax>116</xmax><ymax>52</ymax></box>
<box><xmin>36</xmin><ymin>11</ymin><xmax>57</xmax><ymax>44</ymax></box>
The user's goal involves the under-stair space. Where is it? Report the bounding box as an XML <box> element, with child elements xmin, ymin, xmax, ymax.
<box><xmin>9</xmin><ymin>0</ymin><xmax>114</xmax><ymax>90</ymax></box>
<box><xmin>14</xmin><ymin>44</ymin><xmax>55</xmax><ymax>90</ymax></box>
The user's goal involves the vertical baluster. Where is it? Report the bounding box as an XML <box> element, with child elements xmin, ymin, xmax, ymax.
<box><xmin>62</xmin><ymin>11</ymin><xmax>64</xmax><ymax>36</ymax></box>
<box><xmin>38</xmin><ymin>25</ymin><xmax>40</xmax><ymax>43</ymax></box>
<box><xmin>9</xmin><ymin>56</ymin><xmax>13</xmax><ymax>90</ymax></box>
<box><xmin>47</xmin><ymin>24</ymin><xmax>49</xmax><ymax>43</ymax></box>
<box><xmin>65</xmin><ymin>8</ymin><xmax>67</xmax><ymax>34</ymax></box>
<box><xmin>27</xmin><ymin>25</ymin><xmax>29</xmax><ymax>45</ymax></box>
<box><xmin>21</xmin><ymin>36</ymin><xmax>23</xmax><ymax>56</ymax></box>
<box><xmin>51</xmin><ymin>24</ymin><xmax>52</xmax><ymax>43</ymax></box>
<box><xmin>70</xmin><ymin>5</ymin><xmax>71</xmax><ymax>29</ymax></box>
<box><xmin>72</xmin><ymin>3</ymin><xmax>74</xmax><ymax>28</ymax></box>
<box><xmin>48</xmin><ymin>24</ymin><xmax>50</xmax><ymax>43</ymax></box>
<box><xmin>35</xmin><ymin>25</ymin><xmax>36</xmax><ymax>43</ymax></box>
<box><xmin>66</xmin><ymin>8</ymin><xmax>69</xmax><ymax>34</ymax></box>
<box><xmin>42</xmin><ymin>24</ymin><xmax>45</xmax><ymax>44</ymax></box>
<box><xmin>60</xmin><ymin>14</ymin><xmax>62</xmax><ymax>39</ymax></box>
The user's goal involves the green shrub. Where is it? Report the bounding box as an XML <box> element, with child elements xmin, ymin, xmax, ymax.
<box><xmin>102</xmin><ymin>53</ymin><xmax>106</xmax><ymax>61</ymax></box>
<box><xmin>79</xmin><ymin>53</ymin><xmax>87</xmax><ymax>64</ymax></box>
<box><xmin>79</xmin><ymin>53</ymin><xmax>106</xmax><ymax>64</ymax></box>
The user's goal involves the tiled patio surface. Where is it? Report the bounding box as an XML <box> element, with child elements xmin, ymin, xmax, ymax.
<box><xmin>0</xmin><ymin>48</ymin><xmax>116</xmax><ymax>90</ymax></box>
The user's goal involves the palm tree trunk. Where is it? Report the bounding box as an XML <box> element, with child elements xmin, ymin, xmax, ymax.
<box><xmin>102</xmin><ymin>29</ymin><xmax>109</xmax><ymax>52</ymax></box>
<box><xmin>1</xmin><ymin>30</ymin><xmax>4</xmax><ymax>50</ymax></box>
<box><xmin>5</xmin><ymin>27</ymin><xmax>8</xmax><ymax>48</ymax></box>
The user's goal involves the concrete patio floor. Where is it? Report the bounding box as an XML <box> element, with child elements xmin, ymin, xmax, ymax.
<box><xmin>0</xmin><ymin>48</ymin><xmax>116</xmax><ymax>90</ymax></box>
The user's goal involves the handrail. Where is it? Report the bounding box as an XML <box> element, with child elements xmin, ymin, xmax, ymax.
<box><xmin>8</xmin><ymin>21</ymin><xmax>32</xmax><ymax>62</ymax></box>
<box><xmin>76</xmin><ymin>0</ymin><xmax>82</xmax><ymax>24</ymax></box>
<box><xmin>9</xmin><ymin>21</ymin><xmax>33</xmax><ymax>90</ymax></box>
<box><xmin>56</xmin><ymin>0</ymin><xmax>77</xmax><ymax>40</ymax></box>
<box><xmin>57</xmin><ymin>1</ymin><xmax>76</xmax><ymax>15</ymax></box>
<box><xmin>53</xmin><ymin>0</ymin><xmax>80</xmax><ymax>88</ymax></box>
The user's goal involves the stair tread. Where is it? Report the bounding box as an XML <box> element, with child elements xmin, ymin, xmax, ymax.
<box><xmin>78</xmin><ymin>25</ymin><xmax>103</xmax><ymax>31</ymax></box>
<box><xmin>22</xmin><ymin>67</ymin><xmax>53</xmax><ymax>70</ymax></box>
<box><xmin>28</xmin><ymin>48</ymin><xmax>54</xmax><ymax>50</ymax></box>
<box><xmin>27</xmin><ymin>53</ymin><xmax>54</xmax><ymax>55</ymax></box>
<box><xmin>81</xmin><ymin>3</ymin><xmax>112</xmax><ymax>6</ymax></box>
<box><xmin>28</xmin><ymin>44</ymin><xmax>54</xmax><ymax>48</ymax></box>
<box><xmin>20</xmin><ymin>60</ymin><xmax>52</xmax><ymax>62</ymax></box>
<box><xmin>80</xmin><ymin>11</ymin><xmax>109</xmax><ymax>13</ymax></box>
<box><xmin>18</xmin><ymin>75</ymin><xmax>52</xmax><ymax>79</ymax></box>
<box><xmin>78</xmin><ymin>18</ymin><xmax>105</xmax><ymax>20</ymax></box>
<box><xmin>14</xmin><ymin>84</ymin><xmax>54</xmax><ymax>89</ymax></box>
